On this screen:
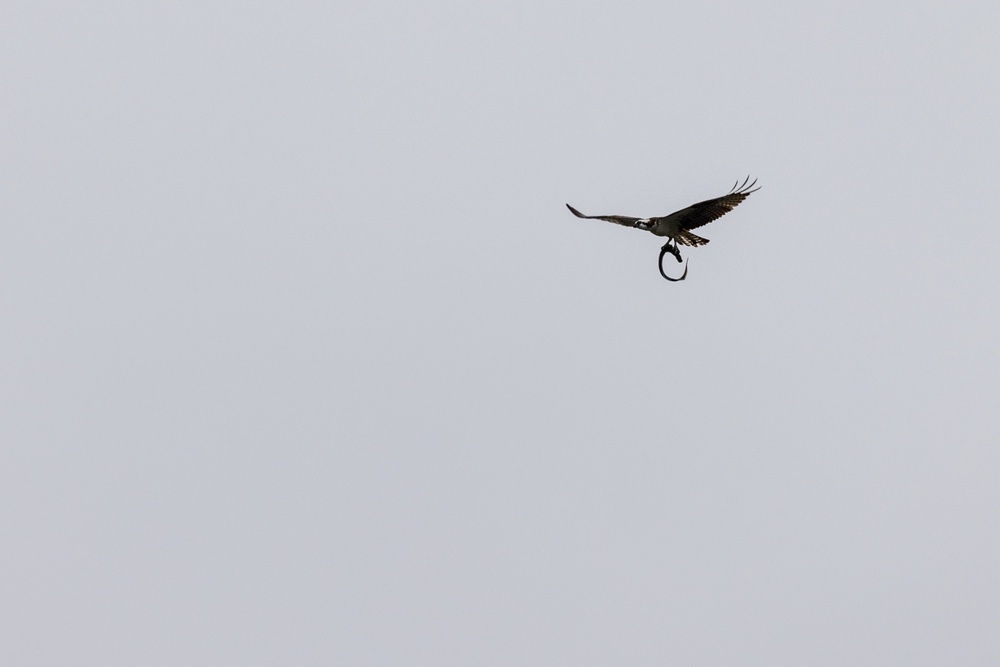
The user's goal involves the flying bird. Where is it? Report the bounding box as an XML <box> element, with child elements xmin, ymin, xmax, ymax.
<box><xmin>566</xmin><ymin>176</ymin><xmax>760</xmax><ymax>281</ymax></box>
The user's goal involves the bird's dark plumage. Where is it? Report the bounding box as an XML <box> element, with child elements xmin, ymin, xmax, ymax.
<box><xmin>566</xmin><ymin>176</ymin><xmax>760</xmax><ymax>246</ymax></box>
<box><xmin>564</xmin><ymin>205</ymin><xmax>641</xmax><ymax>229</ymax></box>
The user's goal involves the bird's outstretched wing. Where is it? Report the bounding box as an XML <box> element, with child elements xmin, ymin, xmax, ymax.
<box><xmin>655</xmin><ymin>176</ymin><xmax>760</xmax><ymax>231</ymax></box>
<box><xmin>566</xmin><ymin>204</ymin><xmax>642</xmax><ymax>230</ymax></box>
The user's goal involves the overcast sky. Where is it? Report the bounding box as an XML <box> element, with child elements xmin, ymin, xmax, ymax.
<box><xmin>3</xmin><ymin>1</ymin><xmax>999</xmax><ymax>664</ymax></box>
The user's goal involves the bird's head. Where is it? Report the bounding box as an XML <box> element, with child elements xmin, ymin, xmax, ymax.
<box><xmin>636</xmin><ymin>218</ymin><xmax>654</xmax><ymax>231</ymax></box>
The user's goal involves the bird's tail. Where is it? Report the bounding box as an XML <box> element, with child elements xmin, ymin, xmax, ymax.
<box><xmin>676</xmin><ymin>230</ymin><xmax>709</xmax><ymax>247</ymax></box>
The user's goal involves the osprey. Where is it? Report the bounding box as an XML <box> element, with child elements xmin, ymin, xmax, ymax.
<box><xmin>566</xmin><ymin>176</ymin><xmax>760</xmax><ymax>281</ymax></box>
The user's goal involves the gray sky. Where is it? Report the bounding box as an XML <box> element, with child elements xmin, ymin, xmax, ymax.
<box><xmin>3</xmin><ymin>1</ymin><xmax>999</xmax><ymax>664</ymax></box>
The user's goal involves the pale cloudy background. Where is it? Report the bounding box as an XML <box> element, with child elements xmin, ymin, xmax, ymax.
<box><xmin>2</xmin><ymin>1</ymin><xmax>999</xmax><ymax>664</ymax></box>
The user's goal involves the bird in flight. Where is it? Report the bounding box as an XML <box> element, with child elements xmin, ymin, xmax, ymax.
<box><xmin>566</xmin><ymin>176</ymin><xmax>760</xmax><ymax>281</ymax></box>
